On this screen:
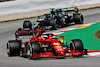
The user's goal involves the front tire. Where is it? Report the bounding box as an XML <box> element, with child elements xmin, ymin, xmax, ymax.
<box><xmin>27</xmin><ymin>42</ymin><xmax>40</xmax><ymax>60</ymax></box>
<box><xmin>70</xmin><ymin>39</ymin><xmax>83</xmax><ymax>51</ymax></box>
<box><xmin>27</xmin><ymin>45</ymin><xmax>33</xmax><ymax>59</ymax></box>
<box><xmin>70</xmin><ymin>39</ymin><xmax>84</xmax><ymax>57</ymax></box>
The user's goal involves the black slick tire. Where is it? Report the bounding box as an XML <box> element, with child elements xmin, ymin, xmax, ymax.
<box><xmin>73</xmin><ymin>13</ymin><xmax>84</xmax><ymax>24</ymax></box>
<box><xmin>7</xmin><ymin>40</ymin><xmax>21</xmax><ymax>56</ymax></box>
<box><xmin>23</xmin><ymin>20</ymin><xmax>32</xmax><ymax>30</ymax></box>
<box><xmin>70</xmin><ymin>39</ymin><xmax>83</xmax><ymax>51</ymax></box>
<box><xmin>27</xmin><ymin>42</ymin><xmax>40</xmax><ymax>60</ymax></box>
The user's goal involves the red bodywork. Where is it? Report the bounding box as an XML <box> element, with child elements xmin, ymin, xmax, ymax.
<box><xmin>15</xmin><ymin>29</ymin><xmax>45</xmax><ymax>39</ymax></box>
<box><xmin>15</xmin><ymin>29</ymin><xmax>87</xmax><ymax>59</ymax></box>
<box><xmin>25</xmin><ymin>35</ymin><xmax>86</xmax><ymax>59</ymax></box>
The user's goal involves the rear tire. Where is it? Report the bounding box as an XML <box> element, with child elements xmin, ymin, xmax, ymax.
<box><xmin>73</xmin><ymin>13</ymin><xmax>84</xmax><ymax>24</ymax></box>
<box><xmin>7</xmin><ymin>40</ymin><xmax>21</xmax><ymax>56</ymax></box>
<box><xmin>49</xmin><ymin>19</ymin><xmax>56</xmax><ymax>26</ymax></box>
<box><xmin>23</xmin><ymin>20</ymin><xmax>32</xmax><ymax>30</ymax></box>
<box><xmin>49</xmin><ymin>19</ymin><xmax>57</xmax><ymax>30</ymax></box>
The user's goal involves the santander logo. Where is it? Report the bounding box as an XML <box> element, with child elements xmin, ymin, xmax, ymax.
<box><xmin>53</xmin><ymin>42</ymin><xmax>60</xmax><ymax>45</ymax></box>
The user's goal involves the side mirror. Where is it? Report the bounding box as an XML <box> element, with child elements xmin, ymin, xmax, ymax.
<box><xmin>60</xmin><ymin>36</ymin><xmax>64</xmax><ymax>37</ymax></box>
<box><xmin>18</xmin><ymin>28</ymin><xmax>22</xmax><ymax>31</ymax></box>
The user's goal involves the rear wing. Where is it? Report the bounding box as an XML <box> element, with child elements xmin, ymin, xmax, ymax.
<box><xmin>53</xmin><ymin>7</ymin><xmax>78</xmax><ymax>12</ymax></box>
<box><xmin>61</xmin><ymin>7</ymin><xmax>76</xmax><ymax>12</ymax></box>
<box><xmin>15</xmin><ymin>29</ymin><xmax>45</xmax><ymax>39</ymax></box>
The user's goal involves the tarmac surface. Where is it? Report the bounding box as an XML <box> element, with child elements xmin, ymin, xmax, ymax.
<box><xmin>0</xmin><ymin>8</ymin><xmax>100</xmax><ymax>67</ymax></box>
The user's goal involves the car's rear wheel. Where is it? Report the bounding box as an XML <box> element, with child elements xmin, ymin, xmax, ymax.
<box><xmin>7</xmin><ymin>40</ymin><xmax>21</xmax><ymax>56</ymax></box>
<box><xmin>49</xmin><ymin>19</ymin><xmax>57</xmax><ymax>30</ymax></box>
<box><xmin>73</xmin><ymin>13</ymin><xmax>84</xmax><ymax>24</ymax></box>
<box><xmin>23</xmin><ymin>20</ymin><xmax>32</xmax><ymax>30</ymax></box>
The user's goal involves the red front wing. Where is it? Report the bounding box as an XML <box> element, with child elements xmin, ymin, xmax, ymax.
<box><xmin>28</xmin><ymin>37</ymin><xmax>87</xmax><ymax>59</ymax></box>
<box><xmin>32</xmin><ymin>50</ymin><xmax>86</xmax><ymax>59</ymax></box>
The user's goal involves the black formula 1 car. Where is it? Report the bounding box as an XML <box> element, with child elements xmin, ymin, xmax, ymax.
<box><xmin>50</xmin><ymin>7</ymin><xmax>84</xmax><ymax>27</ymax></box>
<box><xmin>22</xmin><ymin>7</ymin><xmax>83</xmax><ymax>30</ymax></box>
<box><xmin>36</xmin><ymin>7</ymin><xmax>84</xmax><ymax>29</ymax></box>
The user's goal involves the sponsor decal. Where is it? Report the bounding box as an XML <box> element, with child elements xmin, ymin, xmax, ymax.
<box><xmin>40</xmin><ymin>55</ymin><xmax>50</xmax><ymax>57</ymax></box>
<box><xmin>72</xmin><ymin>53</ymin><xmax>81</xmax><ymax>55</ymax></box>
<box><xmin>55</xmin><ymin>46</ymin><xmax>61</xmax><ymax>48</ymax></box>
<box><xmin>65</xmin><ymin>53</ymin><xmax>69</xmax><ymax>56</ymax></box>
<box><xmin>41</xmin><ymin>45</ymin><xmax>48</xmax><ymax>47</ymax></box>
<box><xmin>53</xmin><ymin>42</ymin><xmax>60</xmax><ymax>45</ymax></box>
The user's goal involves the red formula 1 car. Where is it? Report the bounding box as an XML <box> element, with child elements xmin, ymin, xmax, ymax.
<box><xmin>7</xmin><ymin>31</ymin><xmax>87</xmax><ymax>60</ymax></box>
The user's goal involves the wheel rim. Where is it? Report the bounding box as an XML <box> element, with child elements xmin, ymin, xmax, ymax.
<box><xmin>7</xmin><ymin>43</ymin><xmax>11</xmax><ymax>56</ymax></box>
<box><xmin>27</xmin><ymin>45</ymin><xmax>33</xmax><ymax>59</ymax></box>
<box><xmin>81</xmin><ymin>15</ymin><xmax>83</xmax><ymax>22</ymax></box>
<box><xmin>70</xmin><ymin>41</ymin><xmax>75</xmax><ymax>50</ymax></box>
<box><xmin>80</xmin><ymin>15</ymin><xmax>82</xmax><ymax>23</ymax></box>
<box><xmin>55</xmin><ymin>25</ymin><xmax>57</xmax><ymax>29</ymax></box>
<box><xmin>79</xmin><ymin>14</ymin><xmax>83</xmax><ymax>23</ymax></box>
<box><xmin>20</xmin><ymin>51</ymin><xmax>22</xmax><ymax>56</ymax></box>
<box><xmin>27</xmin><ymin>49</ymin><xmax>30</xmax><ymax>56</ymax></box>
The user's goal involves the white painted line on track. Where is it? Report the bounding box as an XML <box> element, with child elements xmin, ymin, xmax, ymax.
<box><xmin>88</xmin><ymin>52</ymin><xmax>100</xmax><ymax>56</ymax></box>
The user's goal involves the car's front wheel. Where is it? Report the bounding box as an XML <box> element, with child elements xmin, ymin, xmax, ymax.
<box><xmin>27</xmin><ymin>42</ymin><xmax>40</xmax><ymax>60</ymax></box>
<box><xmin>70</xmin><ymin>39</ymin><xmax>84</xmax><ymax>57</ymax></box>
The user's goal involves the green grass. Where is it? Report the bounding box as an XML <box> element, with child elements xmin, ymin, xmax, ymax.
<box><xmin>94</xmin><ymin>30</ymin><xmax>100</xmax><ymax>40</ymax></box>
<box><xmin>56</xmin><ymin>23</ymin><xmax>100</xmax><ymax>51</ymax></box>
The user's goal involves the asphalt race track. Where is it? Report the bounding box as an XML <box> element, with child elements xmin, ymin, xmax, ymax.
<box><xmin>0</xmin><ymin>8</ymin><xmax>100</xmax><ymax>67</ymax></box>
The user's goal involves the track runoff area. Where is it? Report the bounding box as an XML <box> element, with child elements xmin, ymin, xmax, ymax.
<box><xmin>45</xmin><ymin>21</ymin><xmax>100</xmax><ymax>56</ymax></box>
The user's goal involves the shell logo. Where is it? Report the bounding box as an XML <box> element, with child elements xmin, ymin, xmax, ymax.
<box><xmin>55</xmin><ymin>46</ymin><xmax>61</xmax><ymax>48</ymax></box>
<box><xmin>58</xmin><ymin>39</ymin><xmax>65</xmax><ymax>43</ymax></box>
